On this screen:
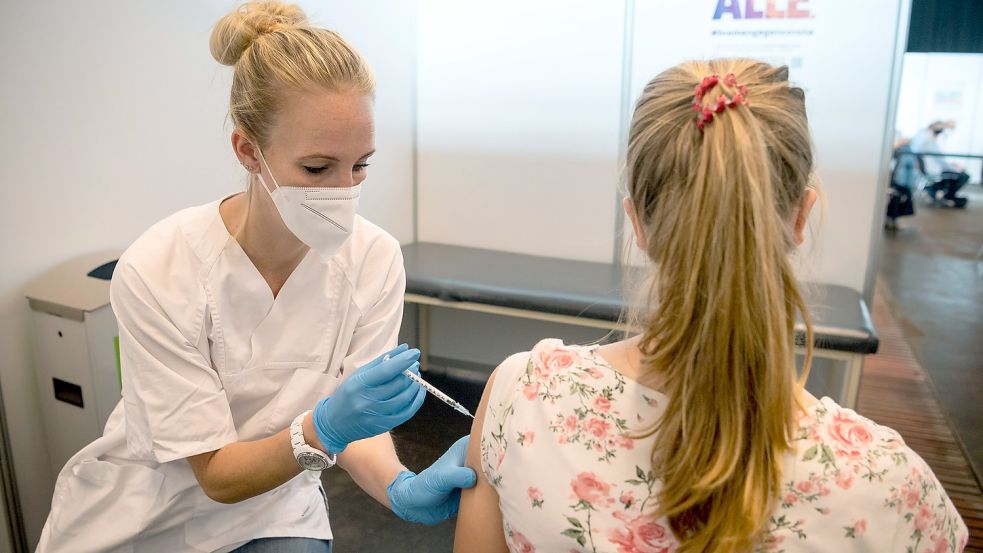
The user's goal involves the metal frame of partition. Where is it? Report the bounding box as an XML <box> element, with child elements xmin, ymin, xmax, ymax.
<box><xmin>0</xmin><ymin>380</ymin><xmax>28</xmax><ymax>553</ymax></box>
<box><xmin>865</xmin><ymin>0</ymin><xmax>914</xmax><ymax>303</ymax></box>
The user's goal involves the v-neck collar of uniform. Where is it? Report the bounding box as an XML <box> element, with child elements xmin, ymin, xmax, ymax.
<box><xmin>214</xmin><ymin>192</ymin><xmax>319</xmax><ymax>303</ymax></box>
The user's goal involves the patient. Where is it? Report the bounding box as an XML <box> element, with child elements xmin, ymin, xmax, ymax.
<box><xmin>454</xmin><ymin>59</ymin><xmax>968</xmax><ymax>553</ymax></box>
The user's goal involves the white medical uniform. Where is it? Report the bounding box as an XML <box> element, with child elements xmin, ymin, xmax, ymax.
<box><xmin>37</xmin><ymin>194</ymin><xmax>406</xmax><ymax>552</ymax></box>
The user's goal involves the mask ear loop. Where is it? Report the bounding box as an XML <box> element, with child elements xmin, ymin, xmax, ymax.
<box><xmin>254</xmin><ymin>146</ymin><xmax>281</xmax><ymax>197</ymax></box>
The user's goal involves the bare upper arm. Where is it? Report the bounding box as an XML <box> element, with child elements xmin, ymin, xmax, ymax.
<box><xmin>454</xmin><ymin>367</ymin><xmax>510</xmax><ymax>553</ymax></box>
<box><xmin>186</xmin><ymin>450</ymin><xmax>221</xmax><ymax>500</ymax></box>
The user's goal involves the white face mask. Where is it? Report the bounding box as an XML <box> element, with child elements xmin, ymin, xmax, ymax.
<box><xmin>255</xmin><ymin>148</ymin><xmax>360</xmax><ymax>261</ymax></box>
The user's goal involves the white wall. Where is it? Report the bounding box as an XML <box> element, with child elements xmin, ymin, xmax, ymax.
<box><xmin>0</xmin><ymin>1</ymin><xmax>415</xmax><ymax>546</ymax></box>
<box><xmin>895</xmin><ymin>53</ymin><xmax>983</xmax><ymax>183</ymax></box>
<box><xmin>416</xmin><ymin>0</ymin><xmax>626</xmax><ymax>263</ymax></box>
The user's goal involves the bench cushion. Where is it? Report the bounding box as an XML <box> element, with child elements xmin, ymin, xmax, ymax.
<box><xmin>402</xmin><ymin>242</ymin><xmax>878</xmax><ymax>355</ymax></box>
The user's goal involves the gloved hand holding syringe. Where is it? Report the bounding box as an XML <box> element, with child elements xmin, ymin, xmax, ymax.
<box><xmin>385</xmin><ymin>354</ymin><xmax>474</xmax><ymax>418</ymax></box>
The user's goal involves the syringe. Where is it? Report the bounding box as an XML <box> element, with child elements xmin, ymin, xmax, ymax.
<box><xmin>385</xmin><ymin>355</ymin><xmax>474</xmax><ymax>418</ymax></box>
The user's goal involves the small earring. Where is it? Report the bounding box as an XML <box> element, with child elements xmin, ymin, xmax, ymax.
<box><xmin>242</xmin><ymin>163</ymin><xmax>255</xmax><ymax>172</ymax></box>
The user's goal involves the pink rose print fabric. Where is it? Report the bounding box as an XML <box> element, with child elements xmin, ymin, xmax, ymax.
<box><xmin>480</xmin><ymin>339</ymin><xmax>967</xmax><ymax>553</ymax></box>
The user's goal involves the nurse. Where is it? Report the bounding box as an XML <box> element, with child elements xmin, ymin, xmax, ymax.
<box><xmin>37</xmin><ymin>2</ymin><xmax>475</xmax><ymax>552</ymax></box>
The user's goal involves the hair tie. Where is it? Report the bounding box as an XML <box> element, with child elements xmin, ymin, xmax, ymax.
<box><xmin>693</xmin><ymin>74</ymin><xmax>719</xmax><ymax>102</ymax></box>
<box><xmin>692</xmin><ymin>73</ymin><xmax>750</xmax><ymax>132</ymax></box>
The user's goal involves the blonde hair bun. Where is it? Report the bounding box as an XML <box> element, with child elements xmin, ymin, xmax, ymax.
<box><xmin>210</xmin><ymin>1</ymin><xmax>308</xmax><ymax>66</ymax></box>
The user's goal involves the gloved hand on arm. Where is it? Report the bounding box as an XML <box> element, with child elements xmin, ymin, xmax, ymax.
<box><xmin>387</xmin><ymin>435</ymin><xmax>477</xmax><ymax>525</ymax></box>
<box><xmin>312</xmin><ymin>344</ymin><xmax>425</xmax><ymax>455</ymax></box>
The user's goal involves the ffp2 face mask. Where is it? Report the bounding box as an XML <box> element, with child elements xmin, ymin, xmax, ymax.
<box><xmin>255</xmin><ymin>148</ymin><xmax>360</xmax><ymax>261</ymax></box>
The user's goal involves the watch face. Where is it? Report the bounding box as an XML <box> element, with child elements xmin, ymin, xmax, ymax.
<box><xmin>298</xmin><ymin>451</ymin><xmax>329</xmax><ymax>471</ymax></box>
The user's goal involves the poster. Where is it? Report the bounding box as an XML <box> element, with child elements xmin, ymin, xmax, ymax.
<box><xmin>706</xmin><ymin>0</ymin><xmax>818</xmax><ymax>86</ymax></box>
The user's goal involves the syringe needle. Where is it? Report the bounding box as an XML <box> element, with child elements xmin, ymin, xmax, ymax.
<box><xmin>403</xmin><ymin>369</ymin><xmax>474</xmax><ymax>418</ymax></box>
<box><xmin>384</xmin><ymin>354</ymin><xmax>475</xmax><ymax>418</ymax></box>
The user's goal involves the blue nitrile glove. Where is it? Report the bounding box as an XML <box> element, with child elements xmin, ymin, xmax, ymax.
<box><xmin>387</xmin><ymin>436</ymin><xmax>477</xmax><ymax>525</ymax></box>
<box><xmin>313</xmin><ymin>344</ymin><xmax>425</xmax><ymax>455</ymax></box>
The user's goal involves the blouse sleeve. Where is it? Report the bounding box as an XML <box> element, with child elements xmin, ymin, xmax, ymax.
<box><xmin>111</xmin><ymin>259</ymin><xmax>238</xmax><ymax>464</ymax></box>
<box><xmin>886</xmin><ymin>449</ymin><xmax>969</xmax><ymax>552</ymax></box>
<box><xmin>479</xmin><ymin>351</ymin><xmax>531</xmax><ymax>488</ymax></box>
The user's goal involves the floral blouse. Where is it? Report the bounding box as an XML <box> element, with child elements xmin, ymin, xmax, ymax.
<box><xmin>480</xmin><ymin>339</ymin><xmax>968</xmax><ymax>553</ymax></box>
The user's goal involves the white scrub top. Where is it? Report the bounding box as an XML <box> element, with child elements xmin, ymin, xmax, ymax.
<box><xmin>37</xmin><ymin>194</ymin><xmax>407</xmax><ymax>553</ymax></box>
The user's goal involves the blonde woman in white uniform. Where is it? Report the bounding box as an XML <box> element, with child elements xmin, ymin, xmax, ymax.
<box><xmin>37</xmin><ymin>3</ymin><xmax>475</xmax><ymax>552</ymax></box>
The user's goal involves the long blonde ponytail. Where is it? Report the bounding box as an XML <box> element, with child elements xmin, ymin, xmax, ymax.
<box><xmin>626</xmin><ymin>59</ymin><xmax>815</xmax><ymax>552</ymax></box>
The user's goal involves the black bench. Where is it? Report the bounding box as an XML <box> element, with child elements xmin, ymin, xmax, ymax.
<box><xmin>402</xmin><ymin>242</ymin><xmax>878</xmax><ymax>408</ymax></box>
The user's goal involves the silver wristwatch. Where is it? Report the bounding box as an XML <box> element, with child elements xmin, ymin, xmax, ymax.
<box><xmin>290</xmin><ymin>411</ymin><xmax>336</xmax><ymax>471</ymax></box>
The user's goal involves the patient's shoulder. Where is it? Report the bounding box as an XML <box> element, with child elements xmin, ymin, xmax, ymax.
<box><xmin>491</xmin><ymin>338</ymin><xmax>584</xmax><ymax>380</ymax></box>
<box><xmin>773</xmin><ymin>397</ymin><xmax>968</xmax><ymax>549</ymax></box>
<box><xmin>486</xmin><ymin>339</ymin><xmax>583</xmax><ymax>406</ymax></box>
<box><xmin>528</xmin><ymin>338</ymin><xmax>598</xmax><ymax>376</ymax></box>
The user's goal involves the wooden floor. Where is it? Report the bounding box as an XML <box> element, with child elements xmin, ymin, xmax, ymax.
<box><xmin>858</xmin><ymin>290</ymin><xmax>983</xmax><ymax>551</ymax></box>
